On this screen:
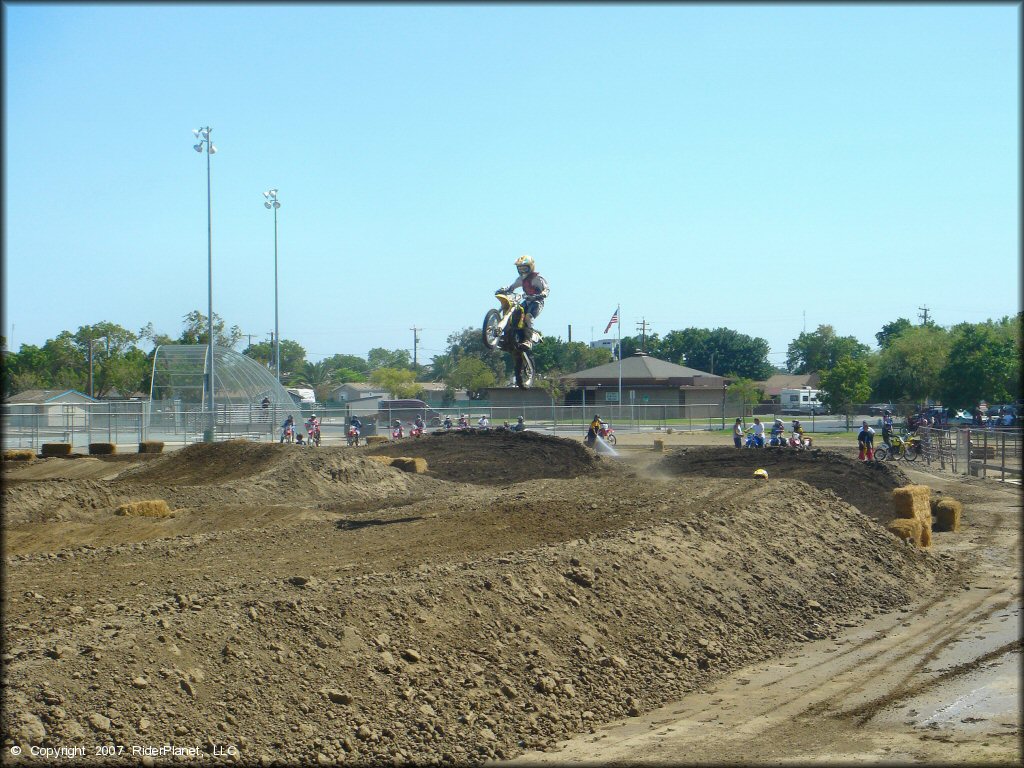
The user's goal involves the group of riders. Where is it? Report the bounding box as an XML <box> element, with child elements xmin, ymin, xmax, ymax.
<box><xmin>740</xmin><ymin>418</ymin><xmax>809</xmax><ymax>449</ymax></box>
<box><xmin>280</xmin><ymin>413</ymin><xmax>320</xmax><ymax>446</ymax></box>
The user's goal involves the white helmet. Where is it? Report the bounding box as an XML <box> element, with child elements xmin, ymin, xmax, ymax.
<box><xmin>514</xmin><ymin>254</ymin><xmax>535</xmax><ymax>275</ymax></box>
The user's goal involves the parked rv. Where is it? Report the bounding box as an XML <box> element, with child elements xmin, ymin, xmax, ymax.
<box><xmin>779</xmin><ymin>387</ymin><xmax>829</xmax><ymax>415</ymax></box>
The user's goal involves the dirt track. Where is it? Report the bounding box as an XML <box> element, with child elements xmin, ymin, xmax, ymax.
<box><xmin>2</xmin><ymin>431</ymin><xmax>1019</xmax><ymax>765</ymax></box>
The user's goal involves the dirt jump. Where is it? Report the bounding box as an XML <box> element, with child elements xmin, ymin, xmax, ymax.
<box><xmin>2</xmin><ymin>431</ymin><xmax>1019</xmax><ymax>765</ymax></box>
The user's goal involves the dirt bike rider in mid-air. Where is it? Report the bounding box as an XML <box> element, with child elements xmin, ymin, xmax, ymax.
<box><xmin>500</xmin><ymin>254</ymin><xmax>549</xmax><ymax>348</ymax></box>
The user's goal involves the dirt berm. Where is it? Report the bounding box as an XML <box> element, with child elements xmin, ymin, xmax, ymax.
<box><xmin>2</xmin><ymin>433</ymin><xmax>958</xmax><ymax>765</ymax></box>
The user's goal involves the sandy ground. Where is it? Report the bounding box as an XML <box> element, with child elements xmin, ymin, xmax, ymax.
<box><xmin>1</xmin><ymin>430</ymin><xmax>1019</xmax><ymax>765</ymax></box>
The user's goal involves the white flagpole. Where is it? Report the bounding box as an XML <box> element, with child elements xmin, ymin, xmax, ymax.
<box><xmin>617</xmin><ymin>304</ymin><xmax>622</xmax><ymax>417</ymax></box>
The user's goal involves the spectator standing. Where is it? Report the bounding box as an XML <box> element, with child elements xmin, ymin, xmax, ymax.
<box><xmin>858</xmin><ymin>421</ymin><xmax>875</xmax><ymax>461</ymax></box>
<box><xmin>733</xmin><ymin>418</ymin><xmax>744</xmax><ymax>448</ymax></box>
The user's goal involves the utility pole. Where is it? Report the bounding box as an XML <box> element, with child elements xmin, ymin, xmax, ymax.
<box><xmin>268</xmin><ymin>331</ymin><xmax>275</xmax><ymax>371</ymax></box>
<box><xmin>88</xmin><ymin>336</ymin><xmax>94</xmax><ymax>398</ymax></box>
<box><xmin>635</xmin><ymin>318</ymin><xmax>650</xmax><ymax>352</ymax></box>
<box><xmin>918</xmin><ymin>305</ymin><xmax>931</xmax><ymax>325</ymax></box>
<box><xmin>410</xmin><ymin>326</ymin><xmax>421</xmax><ymax>368</ymax></box>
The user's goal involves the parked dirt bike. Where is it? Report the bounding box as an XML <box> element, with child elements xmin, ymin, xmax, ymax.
<box><xmin>482</xmin><ymin>291</ymin><xmax>540</xmax><ymax>389</ymax></box>
<box><xmin>876</xmin><ymin>432</ymin><xmax>919</xmax><ymax>462</ymax></box>
<box><xmin>597</xmin><ymin>424</ymin><xmax>616</xmax><ymax>445</ymax></box>
<box><xmin>346</xmin><ymin>426</ymin><xmax>360</xmax><ymax>447</ymax></box>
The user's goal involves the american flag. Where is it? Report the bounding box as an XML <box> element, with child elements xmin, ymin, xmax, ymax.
<box><xmin>603</xmin><ymin>307</ymin><xmax>619</xmax><ymax>335</ymax></box>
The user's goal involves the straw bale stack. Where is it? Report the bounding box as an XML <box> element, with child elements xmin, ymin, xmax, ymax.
<box><xmin>41</xmin><ymin>443</ymin><xmax>72</xmax><ymax>457</ymax></box>
<box><xmin>886</xmin><ymin>518</ymin><xmax>923</xmax><ymax>546</ymax></box>
<box><xmin>390</xmin><ymin>457</ymin><xmax>428</xmax><ymax>474</ymax></box>
<box><xmin>116</xmin><ymin>499</ymin><xmax>172</xmax><ymax>518</ymax></box>
<box><xmin>138</xmin><ymin>441</ymin><xmax>164</xmax><ymax>454</ymax></box>
<box><xmin>89</xmin><ymin>442</ymin><xmax>117</xmax><ymax>455</ymax></box>
<box><xmin>2</xmin><ymin>449</ymin><xmax>36</xmax><ymax>462</ymax></box>
<box><xmin>892</xmin><ymin>484</ymin><xmax>933</xmax><ymax>547</ymax></box>
<box><xmin>933</xmin><ymin>498</ymin><xmax>963</xmax><ymax>532</ymax></box>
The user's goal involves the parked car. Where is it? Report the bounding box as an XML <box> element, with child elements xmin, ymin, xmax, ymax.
<box><xmin>868</xmin><ymin>403</ymin><xmax>896</xmax><ymax>416</ymax></box>
<box><xmin>377</xmin><ymin>399</ymin><xmax>444</xmax><ymax>426</ymax></box>
<box><xmin>987</xmin><ymin>404</ymin><xmax>1019</xmax><ymax>425</ymax></box>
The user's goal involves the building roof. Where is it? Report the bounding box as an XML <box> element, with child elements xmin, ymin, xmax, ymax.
<box><xmin>4</xmin><ymin>388</ymin><xmax>99</xmax><ymax>404</ymax></box>
<box><xmin>757</xmin><ymin>373</ymin><xmax>821</xmax><ymax>398</ymax></box>
<box><xmin>561</xmin><ymin>352</ymin><xmax>725</xmax><ymax>388</ymax></box>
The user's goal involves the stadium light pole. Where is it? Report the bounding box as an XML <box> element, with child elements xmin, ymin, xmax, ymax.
<box><xmin>193</xmin><ymin>127</ymin><xmax>217</xmax><ymax>441</ymax></box>
<box><xmin>263</xmin><ymin>189</ymin><xmax>281</xmax><ymax>383</ymax></box>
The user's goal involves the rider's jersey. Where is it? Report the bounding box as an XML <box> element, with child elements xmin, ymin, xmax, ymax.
<box><xmin>306</xmin><ymin>419</ymin><xmax>319</xmax><ymax>434</ymax></box>
<box><xmin>505</xmin><ymin>271</ymin><xmax>549</xmax><ymax>299</ymax></box>
<box><xmin>590</xmin><ymin>418</ymin><xmax>603</xmax><ymax>432</ymax></box>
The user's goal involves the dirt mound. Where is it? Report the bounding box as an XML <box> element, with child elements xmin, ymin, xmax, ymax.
<box><xmin>363</xmin><ymin>429</ymin><xmax>609</xmax><ymax>485</ymax></box>
<box><xmin>1</xmin><ymin>477</ymin><xmax>955</xmax><ymax>765</ymax></box>
<box><xmin>656</xmin><ymin>447</ymin><xmax>910</xmax><ymax>522</ymax></box>
<box><xmin>117</xmin><ymin>440</ymin><xmax>292</xmax><ymax>485</ymax></box>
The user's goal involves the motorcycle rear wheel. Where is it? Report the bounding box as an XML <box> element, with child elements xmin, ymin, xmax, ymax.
<box><xmin>482</xmin><ymin>310</ymin><xmax>502</xmax><ymax>350</ymax></box>
<box><xmin>604</xmin><ymin>433</ymin><xmax>617</xmax><ymax>446</ymax></box>
<box><xmin>514</xmin><ymin>350</ymin><xmax>535</xmax><ymax>389</ymax></box>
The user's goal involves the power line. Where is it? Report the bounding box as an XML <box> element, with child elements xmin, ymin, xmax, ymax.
<box><xmin>635</xmin><ymin>318</ymin><xmax>650</xmax><ymax>352</ymax></box>
<box><xmin>410</xmin><ymin>326</ymin><xmax>421</xmax><ymax>368</ymax></box>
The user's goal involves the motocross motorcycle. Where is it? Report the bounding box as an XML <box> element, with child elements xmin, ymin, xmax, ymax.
<box><xmin>597</xmin><ymin>423</ymin><xmax>616</xmax><ymax>445</ymax></box>
<box><xmin>767</xmin><ymin>429</ymin><xmax>786</xmax><ymax>447</ymax></box>
<box><xmin>346</xmin><ymin>426</ymin><xmax>360</xmax><ymax>447</ymax></box>
<box><xmin>392</xmin><ymin>423</ymin><xmax>404</xmax><ymax>439</ymax></box>
<box><xmin>482</xmin><ymin>291</ymin><xmax>541</xmax><ymax>389</ymax></box>
<box><xmin>410</xmin><ymin>424</ymin><xmax>424</xmax><ymax>438</ymax></box>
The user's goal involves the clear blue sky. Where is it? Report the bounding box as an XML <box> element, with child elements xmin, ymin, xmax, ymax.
<box><xmin>3</xmin><ymin>3</ymin><xmax>1019</xmax><ymax>369</ymax></box>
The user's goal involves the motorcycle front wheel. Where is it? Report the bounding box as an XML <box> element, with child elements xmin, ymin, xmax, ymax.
<box><xmin>904</xmin><ymin>444</ymin><xmax>919</xmax><ymax>462</ymax></box>
<box><xmin>514</xmin><ymin>350</ymin><xmax>535</xmax><ymax>389</ymax></box>
<box><xmin>482</xmin><ymin>310</ymin><xmax>502</xmax><ymax>350</ymax></box>
<box><xmin>874</xmin><ymin>446</ymin><xmax>888</xmax><ymax>462</ymax></box>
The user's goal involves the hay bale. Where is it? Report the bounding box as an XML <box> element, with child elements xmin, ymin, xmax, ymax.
<box><xmin>886</xmin><ymin>518</ymin><xmax>922</xmax><ymax>547</ymax></box>
<box><xmin>934</xmin><ymin>498</ymin><xmax>963</xmax><ymax>532</ymax></box>
<box><xmin>366</xmin><ymin>455</ymin><xmax>394</xmax><ymax>466</ymax></box>
<box><xmin>653</xmin><ymin>439</ymin><xmax>665</xmax><ymax>452</ymax></box>
<box><xmin>390</xmin><ymin>457</ymin><xmax>428</xmax><ymax>474</ymax></box>
<box><xmin>116</xmin><ymin>499</ymin><xmax>172</xmax><ymax>518</ymax></box>
<box><xmin>365</xmin><ymin>435</ymin><xmax>389</xmax><ymax>445</ymax></box>
<box><xmin>138</xmin><ymin>441</ymin><xmax>164</xmax><ymax>454</ymax></box>
<box><xmin>2</xmin><ymin>449</ymin><xmax>36</xmax><ymax>462</ymax></box>
<box><xmin>40</xmin><ymin>443</ymin><xmax>72</xmax><ymax>458</ymax></box>
<box><xmin>892</xmin><ymin>485</ymin><xmax>931</xmax><ymax>525</ymax></box>
<box><xmin>88</xmin><ymin>442</ymin><xmax>117</xmax><ymax>455</ymax></box>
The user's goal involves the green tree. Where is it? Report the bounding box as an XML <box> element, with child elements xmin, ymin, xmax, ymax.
<box><xmin>288</xmin><ymin>361</ymin><xmax>337</xmax><ymax>403</ymax></box>
<box><xmin>369</xmin><ymin>367</ymin><xmax>421</xmax><ymax>399</ymax></box>
<box><xmin>871</xmin><ymin>325</ymin><xmax>951</xmax><ymax>403</ymax></box>
<box><xmin>652</xmin><ymin>328</ymin><xmax>772</xmax><ymax>379</ymax></box>
<box><xmin>321</xmin><ymin>354</ymin><xmax>370</xmax><ymax>375</ymax></box>
<box><xmin>820</xmin><ymin>357</ymin><xmax>872</xmax><ymax>422</ymax></box>
<box><xmin>438</xmin><ymin>327</ymin><xmax>507</xmax><ymax>381</ymax></box>
<box><xmin>727</xmin><ymin>377</ymin><xmax>764</xmax><ymax>417</ymax></box>
<box><xmin>445</xmin><ymin>358</ymin><xmax>498</xmax><ymax>399</ymax></box>
<box><xmin>938</xmin><ymin>318</ymin><xmax>1021</xmax><ymax>409</ymax></box>
<box><xmin>787</xmin><ymin>325</ymin><xmax>869</xmax><ymax>374</ymax></box>
<box><xmin>178</xmin><ymin>310</ymin><xmax>243</xmax><ymax>348</ymax></box>
<box><xmin>367</xmin><ymin>347</ymin><xmax>413</xmax><ymax>371</ymax></box>
<box><xmin>531</xmin><ymin>338</ymin><xmax>612</xmax><ymax>376</ymax></box>
<box><xmin>243</xmin><ymin>339</ymin><xmax>307</xmax><ymax>376</ymax></box>
<box><xmin>875</xmin><ymin>318</ymin><xmax>913</xmax><ymax>349</ymax></box>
